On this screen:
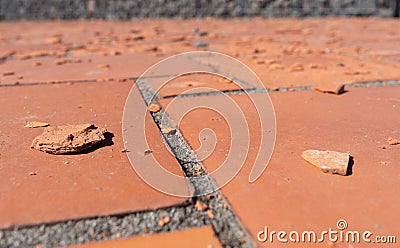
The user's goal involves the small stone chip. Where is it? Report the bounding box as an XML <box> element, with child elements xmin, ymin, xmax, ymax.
<box><xmin>158</xmin><ymin>215</ymin><xmax>171</xmax><ymax>227</ymax></box>
<box><xmin>148</xmin><ymin>103</ymin><xmax>161</xmax><ymax>113</ymax></box>
<box><xmin>45</xmin><ymin>35</ymin><xmax>62</xmax><ymax>45</ymax></box>
<box><xmin>387</xmin><ymin>137</ymin><xmax>399</xmax><ymax>145</ymax></box>
<box><xmin>206</xmin><ymin>210</ymin><xmax>214</xmax><ymax>219</ymax></box>
<box><xmin>195</xmin><ymin>200</ymin><xmax>209</xmax><ymax>212</ymax></box>
<box><xmin>97</xmin><ymin>64</ymin><xmax>110</xmax><ymax>70</ymax></box>
<box><xmin>160</xmin><ymin>125</ymin><xmax>176</xmax><ymax>135</ymax></box>
<box><xmin>309</xmin><ymin>63</ymin><xmax>327</xmax><ymax>70</ymax></box>
<box><xmin>288</xmin><ymin>63</ymin><xmax>304</xmax><ymax>72</ymax></box>
<box><xmin>3</xmin><ymin>71</ymin><xmax>14</xmax><ymax>76</ymax></box>
<box><xmin>269</xmin><ymin>64</ymin><xmax>285</xmax><ymax>70</ymax></box>
<box><xmin>301</xmin><ymin>149</ymin><xmax>351</xmax><ymax>176</ymax></box>
<box><xmin>31</xmin><ymin>124</ymin><xmax>107</xmax><ymax>155</ymax></box>
<box><xmin>24</xmin><ymin>121</ymin><xmax>50</xmax><ymax>128</ymax></box>
<box><xmin>314</xmin><ymin>83</ymin><xmax>345</xmax><ymax>95</ymax></box>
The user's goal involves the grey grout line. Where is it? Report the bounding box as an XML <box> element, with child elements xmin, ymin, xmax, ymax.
<box><xmin>0</xmin><ymin>202</ymin><xmax>214</xmax><ymax>248</ymax></box>
<box><xmin>136</xmin><ymin>79</ymin><xmax>257</xmax><ymax>248</ymax></box>
<box><xmin>161</xmin><ymin>79</ymin><xmax>400</xmax><ymax>99</ymax></box>
<box><xmin>347</xmin><ymin>79</ymin><xmax>400</xmax><ymax>88</ymax></box>
<box><xmin>161</xmin><ymin>86</ymin><xmax>312</xmax><ymax>99</ymax></box>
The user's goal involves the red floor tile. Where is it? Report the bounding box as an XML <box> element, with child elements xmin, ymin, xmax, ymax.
<box><xmin>0</xmin><ymin>81</ymin><xmax>188</xmax><ymax>228</ymax></box>
<box><xmin>160</xmin><ymin>85</ymin><xmax>400</xmax><ymax>247</ymax></box>
<box><xmin>0</xmin><ymin>53</ymin><xmax>161</xmax><ymax>85</ymax></box>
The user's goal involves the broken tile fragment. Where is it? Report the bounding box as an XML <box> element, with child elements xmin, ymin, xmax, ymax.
<box><xmin>97</xmin><ymin>64</ymin><xmax>110</xmax><ymax>70</ymax></box>
<box><xmin>31</xmin><ymin>124</ymin><xmax>107</xmax><ymax>155</ymax></box>
<box><xmin>301</xmin><ymin>149</ymin><xmax>351</xmax><ymax>176</ymax></box>
<box><xmin>144</xmin><ymin>149</ymin><xmax>152</xmax><ymax>155</ymax></box>
<box><xmin>160</xmin><ymin>125</ymin><xmax>176</xmax><ymax>135</ymax></box>
<box><xmin>148</xmin><ymin>103</ymin><xmax>161</xmax><ymax>113</ymax></box>
<box><xmin>170</xmin><ymin>35</ymin><xmax>186</xmax><ymax>42</ymax></box>
<box><xmin>24</xmin><ymin>121</ymin><xmax>50</xmax><ymax>128</ymax></box>
<box><xmin>263</xmin><ymin>59</ymin><xmax>278</xmax><ymax>65</ymax></box>
<box><xmin>288</xmin><ymin>63</ymin><xmax>304</xmax><ymax>72</ymax></box>
<box><xmin>45</xmin><ymin>35</ymin><xmax>62</xmax><ymax>45</ymax></box>
<box><xmin>309</xmin><ymin>64</ymin><xmax>327</xmax><ymax>70</ymax></box>
<box><xmin>314</xmin><ymin>83</ymin><xmax>346</xmax><ymax>95</ymax></box>
<box><xmin>387</xmin><ymin>137</ymin><xmax>399</xmax><ymax>145</ymax></box>
<box><xmin>195</xmin><ymin>200</ymin><xmax>209</xmax><ymax>212</ymax></box>
<box><xmin>206</xmin><ymin>210</ymin><xmax>214</xmax><ymax>219</ymax></box>
<box><xmin>2</xmin><ymin>71</ymin><xmax>14</xmax><ymax>76</ymax></box>
<box><xmin>158</xmin><ymin>215</ymin><xmax>171</xmax><ymax>227</ymax></box>
<box><xmin>269</xmin><ymin>64</ymin><xmax>285</xmax><ymax>70</ymax></box>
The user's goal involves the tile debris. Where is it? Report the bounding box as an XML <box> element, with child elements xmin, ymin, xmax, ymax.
<box><xmin>301</xmin><ymin>149</ymin><xmax>351</xmax><ymax>176</ymax></box>
<box><xmin>288</xmin><ymin>63</ymin><xmax>304</xmax><ymax>72</ymax></box>
<box><xmin>31</xmin><ymin>124</ymin><xmax>107</xmax><ymax>154</ymax></box>
<box><xmin>157</xmin><ymin>215</ymin><xmax>171</xmax><ymax>227</ymax></box>
<box><xmin>148</xmin><ymin>103</ymin><xmax>161</xmax><ymax>113</ymax></box>
<box><xmin>206</xmin><ymin>210</ymin><xmax>214</xmax><ymax>219</ymax></box>
<box><xmin>2</xmin><ymin>71</ymin><xmax>15</xmax><ymax>76</ymax></box>
<box><xmin>387</xmin><ymin>137</ymin><xmax>399</xmax><ymax>145</ymax></box>
<box><xmin>24</xmin><ymin>121</ymin><xmax>50</xmax><ymax>128</ymax></box>
<box><xmin>195</xmin><ymin>200</ymin><xmax>209</xmax><ymax>212</ymax></box>
<box><xmin>160</xmin><ymin>125</ymin><xmax>176</xmax><ymax>135</ymax></box>
<box><xmin>309</xmin><ymin>64</ymin><xmax>327</xmax><ymax>70</ymax></box>
<box><xmin>45</xmin><ymin>35</ymin><xmax>62</xmax><ymax>45</ymax></box>
<box><xmin>269</xmin><ymin>64</ymin><xmax>285</xmax><ymax>70</ymax></box>
<box><xmin>314</xmin><ymin>83</ymin><xmax>346</xmax><ymax>95</ymax></box>
<box><xmin>97</xmin><ymin>64</ymin><xmax>111</xmax><ymax>70</ymax></box>
<box><xmin>194</xmin><ymin>41</ymin><xmax>208</xmax><ymax>48</ymax></box>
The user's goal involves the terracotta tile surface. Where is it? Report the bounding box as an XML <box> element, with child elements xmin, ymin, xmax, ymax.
<box><xmin>157</xmin><ymin>73</ymin><xmax>247</xmax><ymax>97</ymax></box>
<box><xmin>0</xmin><ymin>81</ymin><xmax>188</xmax><ymax>228</ymax></box>
<box><xmin>2</xmin><ymin>19</ymin><xmax>400</xmax><ymax>92</ymax></box>
<box><xmin>1</xmin><ymin>18</ymin><xmax>400</xmax><ymax>246</ymax></box>
<box><xmin>72</xmin><ymin>226</ymin><xmax>221</xmax><ymax>248</ymax></box>
<box><xmin>159</xmin><ymin>85</ymin><xmax>400</xmax><ymax>247</ymax></box>
<box><xmin>0</xmin><ymin>53</ymin><xmax>162</xmax><ymax>85</ymax></box>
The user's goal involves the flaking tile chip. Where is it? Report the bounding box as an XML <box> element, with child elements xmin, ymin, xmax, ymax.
<box><xmin>160</xmin><ymin>125</ymin><xmax>176</xmax><ymax>135</ymax></box>
<box><xmin>31</xmin><ymin>124</ymin><xmax>107</xmax><ymax>155</ymax></box>
<box><xmin>24</xmin><ymin>121</ymin><xmax>50</xmax><ymax>128</ymax></box>
<box><xmin>387</xmin><ymin>137</ymin><xmax>399</xmax><ymax>145</ymax></box>
<box><xmin>148</xmin><ymin>103</ymin><xmax>161</xmax><ymax>113</ymax></box>
<box><xmin>301</xmin><ymin>149</ymin><xmax>350</xmax><ymax>176</ymax></box>
<box><xmin>314</xmin><ymin>83</ymin><xmax>345</xmax><ymax>95</ymax></box>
